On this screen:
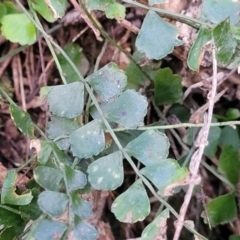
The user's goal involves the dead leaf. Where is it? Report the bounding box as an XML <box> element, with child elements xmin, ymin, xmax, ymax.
<box><xmin>30</xmin><ymin>139</ymin><xmax>41</xmax><ymax>155</ymax></box>
<box><xmin>0</xmin><ymin>162</ymin><xmax>29</xmax><ymax>191</ymax></box>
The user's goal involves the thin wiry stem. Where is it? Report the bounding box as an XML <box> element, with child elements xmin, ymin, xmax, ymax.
<box><xmin>152</xmin><ymin>100</ymin><xmax>190</xmax><ymax>152</ymax></box>
<box><xmin>110</xmin><ymin>121</ymin><xmax>240</xmax><ymax>131</ymax></box>
<box><xmin>85</xmin><ymin>39</ymin><xmax>108</xmax><ymax>124</ymax></box>
<box><xmin>122</xmin><ymin>0</ymin><xmax>213</xmax><ymax>29</ymax></box>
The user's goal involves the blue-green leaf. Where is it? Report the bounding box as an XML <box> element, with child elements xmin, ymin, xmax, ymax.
<box><xmin>71</xmin><ymin>192</ymin><xmax>93</xmax><ymax>219</ymax></box>
<box><xmin>111</xmin><ymin>179</ymin><xmax>150</xmax><ymax>223</ymax></box>
<box><xmin>89</xmin><ymin>102</ymin><xmax>112</xmax><ymax>120</ymax></box>
<box><xmin>201</xmin><ymin>0</ymin><xmax>240</xmax><ymax>25</ymax></box>
<box><xmin>136</xmin><ymin>10</ymin><xmax>179</xmax><ymax>60</ymax></box>
<box><xmin>47</xmin><ymin>82</ymin><xmax>84</xmax><ymax>118</ymax></box>
<box><xmin>38</xmin><ymin>141</ymin><xmax>53</xmax><ymax>165</ymax></box>
<box><xmin>38</xmin><ymin>191</ymin><xmax>69</xmax><ymax>217</ymax></box>
<box><xmin>125</xmin><ymin>130</ymin><xmax>169</xmax><ymax>166</ymax></box>
<box><xmin>69</xmin><ymin>119</ymin><xmax>105</xmax><ymax>158</ymax></box>
<box><xmin>148</xmin><ymin>0</ymin><xmax>165</xmax><ymax>6</ymax></box>
<box><xmin>86</xmin><ymin>62</ymin><xmax>127</xmax><ymax>102</ymax></box>
<box><xmin>47</xmin><ymin>116</ymin><xmax>80</xmax><ymax>150</ymax></box>
<box><xmin>86</xmin><ymin>0</ymin><xmax>125</xmax><ymax>19</ymax></box>
<box><xmin>34</xmin><ymin>166</ymin><xmax>63</xmax><ymax>191</ymax></box>
<box><xmin>70</xmin><ymin>218</ymin><xmax>99</xmax><ymax>240</ymax></box>
<box><xmin>44</xmin><ymin>0</ymin><xmax>67</xmax><ymax>19</ymax></box>
<box><xmin>31</xmin><ymin>219</ymin><xmax>67</xmax><ymax>240</ymax></box>
<box><xmin>141</xmin><ymin>209</ymin><xmax>169</xmax><ymax>240</ymax></box>
<box><xmin>140</xmin><ymin>159</ymin><xmax>188</xmax><ymax>195</ymax></box>
<box><xmin>65</xmin><ymin>166</ymin><xmax>87</xmax><ymax>191</ymax></box>
<box><xmin>88</xmin><ymin>151</ymin><xmax>123</xmax><ymax>190</ymax></box>
<box><xmin>106</xmin><ymin>90</ymin><xmax>148</xmax><ymax>128</ymax></box>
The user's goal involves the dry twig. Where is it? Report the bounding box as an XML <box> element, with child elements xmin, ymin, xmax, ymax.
<box><xmin>173</xmin><ymin>41</ymin><xmax>218</xmax><ymax>240</ymax></box>
<box><xmin>38</xmin><ymin>37</ymin><xmax>47</xmax><ymax>86</ymax></box>
<box><xmin>0</xmin><ymin>44</ymin><xmax>17</xmax><ymax>78</ymax></box>
<box><xmin>182</xmin><ymin>72</ymin><xmax>224</xmax><ymax>102</ymax></box>
<box><xmin>117</xmin><ymin>19</ymin><xmax>140</xmax><ymax>34</ymax></box>
<box><xmin>189</xmin><ymin>88</ymin><xmax>227</xmax><ymax>123</ymax></box>
<box><xmin>69</xmin><ymin>0</ymin><xmax>102</xmax><ymax>41</ymax></box>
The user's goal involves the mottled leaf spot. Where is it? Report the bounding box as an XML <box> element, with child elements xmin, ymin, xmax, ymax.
<box><xmin>48</xmin><ymin>82</ymin><xmax>84</xmax><ymax>118</ymax></box>
<box><xmin>69</xmin><ymin>119</ymin><xmax>105</xmax><ymax>158</ymax></box>
<box><xmin>92</xmin><ymin>166</ymin><xmax>98</xmax><ymax>172</ymax></box>
<box><xmin>97</xmin><ymin>177</ymin><xmax>103</xmax><ymax>184</ymax></box>
<box><xmin>123</xmin><ymin>212</ymin><xmax>133</xmax><ymax>222</ymax></box>
<box><xmin>87</xmin><ymin>151</ymin><xmax>123</xmax><ymax>190</ymax></box>
<box><xmin>114</xmin><ymin>173</ymin><xmax>121</xmax><ymax>179</ymax></box>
